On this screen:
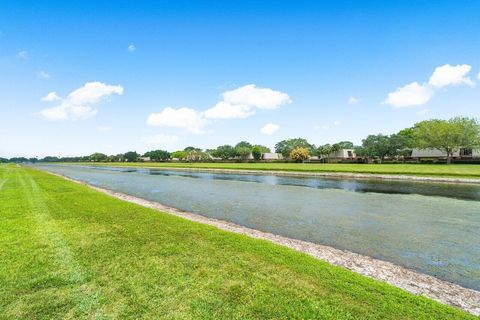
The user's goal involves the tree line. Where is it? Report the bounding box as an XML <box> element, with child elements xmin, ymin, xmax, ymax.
<box><xmin>2</xmin><ymin>117</ymin><xmax>479</xmax><ymax>165</ymax></box>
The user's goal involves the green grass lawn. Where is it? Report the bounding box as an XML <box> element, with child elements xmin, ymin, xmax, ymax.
<box><xmin>69</xmin><ymin>161</ymin><xmax>480</xmax><ymax>179</ymax></box>
<box><xmin>0</xmin><ymin>165</ymin><xmax>476</xmax><ymax>319</ymax></box>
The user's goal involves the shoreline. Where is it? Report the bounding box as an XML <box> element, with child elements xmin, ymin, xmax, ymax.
<box><xmin>42</xmin><ymin>169</ymin><xmax>480</xmax><ymax>315</ymax></box>
<box><xmin>72</xmin><ymin>163</ymin><xmax>480</xmax><ymax>185</ymax></box>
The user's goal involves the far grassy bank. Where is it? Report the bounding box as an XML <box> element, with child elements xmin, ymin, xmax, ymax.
<box><xmin>60</xmin><ymin>162</ymin><xmax>480</xmax><ymax>179</ymax></box>
<box><xmin>0</xmin><ymin>164</ymin><xmax>476</xmax><ymax>319</ymax></box>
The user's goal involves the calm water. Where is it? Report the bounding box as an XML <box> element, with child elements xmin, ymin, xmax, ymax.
<box><xmin>35</xmin><ymin>164</ymin><xmax>480</xmax><ymax>291</ymax></box>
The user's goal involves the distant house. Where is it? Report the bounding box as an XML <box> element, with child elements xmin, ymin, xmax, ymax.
<box><xmin>411</xmin><ymin>148</ymin><xmax>480</xmax><ymax>159</ymax></box>
<box><xmin>320</xmin><ymin>149</ymin><xmax>356</xmax><ymax>160</ymax></box>
<box><xmin>138</xmin><ymin>156</ymin><xmax>151</xmax><ymax>162</ymax></box>
<box><xmin>234</xmin><ymin>153</ymin><xmax>254</xmax><ymax>160</ymax></box>
<box><xmin>262</xmin><ymin>153</ymin><xmax>283</xmax><ymax>160</ymax></box>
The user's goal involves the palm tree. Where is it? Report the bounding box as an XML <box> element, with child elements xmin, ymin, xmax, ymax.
<box><xmin>328</xmin><ymin>143</ymin><xmax>342</xmax><ymax>162</ymax></box>
<box><xmin>317</xmin><ymin>144</ymin><xmax>332</xmax><ymax>163</ymax></box>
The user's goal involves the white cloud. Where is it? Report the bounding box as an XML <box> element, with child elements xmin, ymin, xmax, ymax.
<box><xmin>147</xmin><ymin>84</ymin><xmax>290</xmax><ymax>133</ymax></box>
<box><xmin>383</xmin><ymin>64</ymin><xmax>475</xmax><ymax>108</ymax></box>
<box><xmin>39</xmin><ymin>103</ymin><xmax>98</xmax><ymax>120</ymax></box>
<box><xmin>260</xmin><ymin>123</ymin><xmax>280</xmax><ymax>135</ymax></box>
<box><xmin>478</xmin><ymin>71</ymin><xmax>480</xmax><ymax>80</ymax></box>
<box><xmin>38</xmin><ymin>82</ymin><xmax>124</xmax><ymax>121</ymax></box>
<box><xmin>142</xmin><ymin>134</ymin><xmax>179</xmax><ymax>145</ymax></box>
<box><xmin>97</xmin><ymin>126</ymin><xmax>112</xmax><ymax>132</ymax></box>
<box><xmin>204</xmin><ymin>101</ymin><xmax>254</xmax><ymax>119</ymax></box>
<box><xmin>428</xmin><ymin>64</ymin><xmax>474</xmax><ymax>88</ymax></box>
<box><xmin>41</xmin><ymin>92</ymin><xmax>61</xmax><ymax>102</ymax></box>
<box><xmin>204</xmin><ymin>84</ymin><xmax>291</xmax><ymax>120</ymax></box>
<box><xmin>333</xmin><ymin>120</ymin><xmax>341</xmax><ymax>126</ymax></box>
<box><xmin>128</xmin><ymin>43</ymin><xmax>136</xmax><ymax>52</ymax></box>
<box><xmin>348</xmin><ymin>97</ymin><xmax>359</xmax><ymax>104</ymax></box>
<box><xmin>383</xmin><ymin>82</ymin><xmax>433</xmax><ymax>107</ymax></box>
<box><xmin>67</xmin><ymin>82</ymin><xmax>124</xmax><ymax>105</ymax></box>
<box><xmin>17</xmin><ymin>50</ymin><xmax>28</xmax><ymax>59</ymax></box>
<box><xmin>222</xmin><ymin>84</ymin><xmax>291</xmax><ymax>110</ymax></box>
<box><xmin>38</xmin><ymin>71</ymin><xmax>50</xmax><ymax>79</ymax></box>
<box><xmin>147</xmin><ymin>107</ymin><xmax>206</xmax><ymax>134</ymax></box>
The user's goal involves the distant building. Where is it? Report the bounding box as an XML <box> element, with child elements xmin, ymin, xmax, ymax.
<box><xmin>321</xmin><ymin>149</ymin><xmax>356</xmax><ymax>160</ymax></box>
<box><xmin>234</xmin><ymin>153</ymin><xmax>254</xmax><ymax>160</ymax></box>
<box><xmin>138</xmin><ymin>156</ymin><xmax>151</xmax><ymax>162</ymax></box>
<box><xmin>411</xmin><ymin>148</ymin><xmax>480</xmax><ymax>159</ymax></box>
<box><xmin>262</xmin><ymin>153</ymin><xmax>283</xmax><ymax>160</ymax></box>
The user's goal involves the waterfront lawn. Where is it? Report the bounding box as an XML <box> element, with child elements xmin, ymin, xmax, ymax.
<box><xmin>73</xmin><ymin>161</ymin><xmax>480</xmax><ymax>179</ymax></box>
<box><xmin>0</xmin><ymin>164</ymin><xmax>475</xmax><ymax>319</ymax></box>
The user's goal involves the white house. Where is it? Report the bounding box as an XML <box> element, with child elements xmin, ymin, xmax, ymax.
<box><xmin>262</xmin><ymin>153</ymin><xmax>283</xmax><ymax>160</ymax></box>
<box><xmin>321</xmin><ymin>149</ymin><xmax>356</xmax><ymax>159</ymax></box>
<box><xmin>411</xmin><ymin>148</ymin><xmax>480</xmax><ymax>158</ymax></box>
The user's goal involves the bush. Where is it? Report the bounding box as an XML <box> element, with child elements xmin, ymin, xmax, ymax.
<box><xmin>252</xmin><ymin>146</ymin><xmax>262</xmax><ymax>161</ymax></box>
<box><xmin>290</xmin><ymin>147</ymin><xmax>310</xmax><ymax>162</ymax></box>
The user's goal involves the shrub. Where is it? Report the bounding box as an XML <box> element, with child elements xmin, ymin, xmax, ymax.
<box><xmin>252</xmin><ymin>146</ymin><xmax>262</xmax><ymax>161</ymax></box>
<box><xmin>289</xmin><ymin>147</ymin><xmax>310</xmax><ymax>162</ymax></box>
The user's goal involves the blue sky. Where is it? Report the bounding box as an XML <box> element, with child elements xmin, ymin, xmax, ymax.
<box><xmin>1</xmin><ymin>0</ymin><xmax>480</xmax><ymax>158</ymax></box>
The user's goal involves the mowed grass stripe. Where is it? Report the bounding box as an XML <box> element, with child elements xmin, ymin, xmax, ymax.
<box><xmin>0</xmin><ymin>165</ymin><xmax>10</xmax><ymax>190</ymax></box>
<box><xmin>0</xmin><ymin>165</ymin><xmax>476</xmax><ymax>319</ymax></box>
<box><xmin>20</xmin><ymin>169</ymin><xmax>103</xmax><ymax>315</ymax></box>
<box><xmin>1</xmin><ymin>167</ymin><xmax>103</xmax><ymax>319</ymax></box>
<box><xmin>0</xmin><ymin>178</ymin><xmax>8</xmax><ymax>191</ymax></box>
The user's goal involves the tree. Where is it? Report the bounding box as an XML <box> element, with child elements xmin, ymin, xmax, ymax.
<box><xmin>143</xmin><ymin>150</ymin><xmax>170</xmax><ymax>161</ymax></box>
<box><xmin>235</xmin><ymin>141</ymin><xmax>253</xmax><ymax>149</ymax></box>
<box><xmin>316</xmin><ymin>144</ymin><xmax>341</xmax><ymax>162</ymax></box>
<box><xmin>412</xmin><ymin>117</ymin><xmax>480</xmax><ymax>164</ymax></box>
<box><xmin>331</xmin><ymin>143</ymin><xmax>341</xmax><ymax>153</ymax></box>
<box><xmin>171</xmin><ymin>150</ymin><xmax>187</xmax><ymax>160</ymax></box>
<box><xmin>254</xmin><ymin>145</ymin><xmax>271</xmax><ymax>153</ymax></box>
<box><xmin>251</xmin><ymin>146</ymin><xmax>262</xmax><ymax>161</ymax></box>
<box><xmin>396</xmin><ymin>128</ymin><xmax>415</xmax><ymax>149</ymax></box>
<box><xmin>9</xmin><ymin>157</ymin><xmax>29</xmax><ymax>163</ymax></box>
<box><xmin>337</xmin><ymin>141</ymin><xmax>354</xmax><ymax>149</ymax></box>
<box><xmin>106</xmin><ymin>155</ymin><xmax>117</xmax><ymax>162</ymax></box>
<box><xmin>113</xmin><ymin>154</ymin><xmax>125</xmax><ymax>162</ymax></box>
<box><xmin>186</xmin><ymin>150</ymin><xmax>209</xmax><ymax>161</ymax></box>
<box><xmin>317</xmin><ymin>144</ymin><xmax>332</xmax><ymax>159</ymax></box>
<box><xmin>389</xmin><ymin>132</ymin><xmax>413</xmax><ymax>159</ymax></box>
<box><xmin>184</xmin><ymin>146</ymin><xmax>201</xmax><ymax>152</ymax></box>
<box><xmin>361</xmin><ymin>134</ymin><xmax>393</xmax><ymax>163</ymax></box>
<box><xmin>290</xmin><ymin>147</ymin><xmax>310</xmax><ymax>162</ymax></box>
<box><xmin>40</xmin><ymin>156</ymin><xmax>60</xmax><ymax>162</ymax></box>
<box><xmin>236</xmin><ymin>147</ymin><xmax>252</xmax><ymax>161</ymax></box>
<box><xmin>123</xmin><ymin>151</ymin><xmax>139</xmax><ymax>162</ymax></box>
<box><xmin>354</xmin><ymin>145</ymin><xmax>367</xmax><ymax>157</ymax></box>
<box><xmin>212</xmin><ymin>145</ymin><xmax>236</xmax><ymax>160</ymax></box>
<box><xmin>89</xmin><ymin>152</ymin><xmax>108</xmax><ymax>162</ymax></box>
<box><xmin>235</xmin><ymin>141</ymin><xmax>253</xmax><ymax>161</ymax></box>
<box><xmin>275</xmin><ymin>138</ymin><xmax>315</xmax><ymax>158</ymax></box>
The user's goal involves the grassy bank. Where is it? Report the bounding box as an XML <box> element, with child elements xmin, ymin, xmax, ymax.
<box><xmin>66</xmin><ymin>161</ymin><xmax>480</xmax><ymax>179</ymax></box>
<box><xmin>0</xmin><ymin>165</ymin><xmax>476</xmax><ymax>319</ymax></box>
